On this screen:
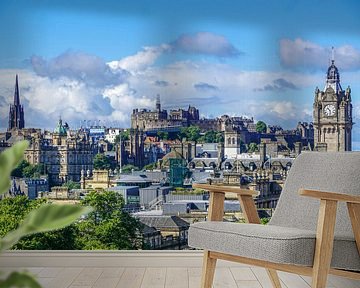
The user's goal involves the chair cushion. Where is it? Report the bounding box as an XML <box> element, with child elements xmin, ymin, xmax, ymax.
<box><xmin>189</xmin><ymin>221</ymin><xmax>360</xmax><ymax>271</ymax></box>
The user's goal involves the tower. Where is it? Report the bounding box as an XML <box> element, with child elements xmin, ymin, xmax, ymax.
<box><xmin>224</xmin><ymin>125</ymin><xmax>242</xmax><ymax>158</ymax></box>
<box><xmin>156</xmin><ymin>94</ymin><xmax>161</xmax><ymax>112</ymax></box>
<box><xmin>313</xmin><ymin>49</ymin><xmax>353</xmax><ymax>151</ymax></box>
<box><xmin>8</xmin><ymin>75</ymin><xmax>25</xmax><ymax>130</ymax></box>
<box><xmin>129</xmin><ymin>128</ymin><xmax>145</xmax><ymax>168</ymax></box>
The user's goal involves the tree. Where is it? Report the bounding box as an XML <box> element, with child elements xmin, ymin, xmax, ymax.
<box><xmin>179</xmin><ymin>126</ymin><xmax>201</xmax><ymax>142</ymax></box>
<box><xmin>247</xmin><ymin>142</ymin><xmax>259</xmax><ymax>153</ymax></box>
<box><xmin>63</xmin><ymin>180</ymin><xmax>81</xmax><ymax>190</ymax></box>
<box><xmin>75</xmin><ymin>190</ymin><xmax>143</xmax><ymax>250</ymax></box>
<box><xmin>256</xmin><ymin>121</ymin><xmax>267</xmax><ymax>133</ymax></box>
<box><xmin>143</xmin><ymin>162</ymin><xmax>156</xmax><ymax>171</ymax></box>
<box><xmin>11</xmin><ymin>160</ymin><xmax>30</xmax><ymax>178</ymax></box>
<box><xmin>115</xmin><ymin>130</ymin><xmax>130</xmax><ymax>144</ymax></box>
<box><xmin>199</xmin><ymin>130</ymin><xmax>224</xmax><ymax>143</ymax></box>
<box><xmin>93</xmin><ymin>153</ymin><xmax>111</xmax><ymax>170</ymax></box>
<box><xmin>11</xmin><ymin>160</ymin><xmax>44</xmax><ymax>178</ymax></box>
<box><xmin>121</xmin><ymin>164</ymin><xmax>140</xmax><ymax>173</ymax></box>
<box><xmin>157</xmin><ymin>131</ymin><xmax>169</xmax><ymax>140</ymax></box>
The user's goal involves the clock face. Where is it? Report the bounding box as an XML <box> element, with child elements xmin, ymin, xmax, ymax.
<box><xmin>324</xmin><ymin>104</ymin><xmax>336</xmax><ymax>117</ymax></box>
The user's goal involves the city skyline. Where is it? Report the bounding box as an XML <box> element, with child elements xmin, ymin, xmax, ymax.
<box><xmin>0</xmin><ymin>0</ymin><xmax>360</xmax><ymax>149</ymax></box>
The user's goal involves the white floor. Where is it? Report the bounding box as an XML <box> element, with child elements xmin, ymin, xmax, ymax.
<box><xmin>1</xmin><ymin>251</ymin><xmax>359</xmax><ymax>288</ymax></box>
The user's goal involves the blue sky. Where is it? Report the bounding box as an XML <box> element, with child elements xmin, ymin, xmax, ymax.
<box><xmin>1</xmin><ymin>0</ymin><xmax>360</xmax><ymax>148</ymax></box>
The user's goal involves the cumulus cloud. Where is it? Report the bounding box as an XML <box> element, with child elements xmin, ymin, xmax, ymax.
<box><xmin>194</xmin><ymin>82</ymin><xmax>218</xmax><ymax>92</ymax></box>
<box><xmin>172</xmin><ymin>32</ymin><xmax>241</xmax><ymax>57</ymax></box>
<box><xmin>31</xmin><ymin>51</ymin><xmax>127</xmax><ymax>87</ymax></box>
<box><xmin>108</xmin><ymin>45</ymin><xmax>170</xmax><ymax>73</ymax></box>
<box><xmin>280</xmin><ymin>38</ymin><xmax>360</xmax><ymax>70</ymax></box>
<box><xmin>254</xmin><ymin>78</ymin><xmax>298</xmax><ymax>92</ymax></box>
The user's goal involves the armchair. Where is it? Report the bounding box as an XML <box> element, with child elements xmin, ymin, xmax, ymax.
<box><xmin>188</xmin><ymin>152</ymin><xmax>360</xmax><ymax>288</ymax></box>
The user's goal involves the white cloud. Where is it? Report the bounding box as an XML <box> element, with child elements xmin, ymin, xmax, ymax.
<box><xmin>280</xmin><ymin>38</ymin><xmax>360</xmax><ymax>70</ymax></box>
<box><xmin>107</xmin><ymin>45</ymin><xmax>170</xmax><ymax>73</ymax></box>
<box><xmin>172</xmin><ymin>32</ymin><xmax>241</xmax><ymax>57</ymax></box>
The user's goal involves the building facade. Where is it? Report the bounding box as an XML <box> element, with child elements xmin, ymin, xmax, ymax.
<box><xmin>24</xmin><ymin>118</ymin><xmax>94</xmax><ymax>185</ymax></box>
<box><xmin>313</xmin><ymin>57</ymin><xmax>353</xmax><ymax>151</ymax></box>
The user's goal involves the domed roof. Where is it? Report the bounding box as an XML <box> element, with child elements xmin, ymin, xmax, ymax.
<box><xmin>54</xmin><ymin>118</ymin><xmax>68</xmax><ymax>135</ymax></box>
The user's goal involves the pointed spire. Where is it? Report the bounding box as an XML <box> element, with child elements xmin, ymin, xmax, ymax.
<box><xmin>14</xmin><ymin>74</ymin><xmax>20</xmax><ymax>106</ymax></box>
<box><xmin>331</xmin><ymin>46</ymin><xmax>335</xmax><ymax>64</ymax></box>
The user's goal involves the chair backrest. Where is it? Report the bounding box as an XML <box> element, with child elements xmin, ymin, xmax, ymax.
<box><xmin>270</xmin><ymin>151</ymin><xmax>360</xmax><ymax>238</ymax></box>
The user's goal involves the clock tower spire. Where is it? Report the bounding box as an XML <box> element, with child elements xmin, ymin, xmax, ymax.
<box><xmin>313</xmin><ymin>51</ymin><xmax>353</xmax><ymax>151</ymax></box>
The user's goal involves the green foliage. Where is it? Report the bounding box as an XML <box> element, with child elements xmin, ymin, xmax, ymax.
<box><xmin>157</xmin><ymin>131</ymin><xmax>169</xmax><ymax>140</ymax></box>
<box><xmin>1</xmin><ymin>141</ymin><xmax>28</xmax><ymax>194</ymax></box>
<box><xmin>11</xmin><ymin>160</ymin><xmax>29</xmax><ymax>178</ymax></box>
<box><xmin>121</xmin><ymin>164</ymin><xmax>139</xmax><ymax>173</ymax></box>
<box><xmin>171</xmin><ymin>188</ymin><xmax>206</xmax><ymax>195</ymax></box>
<box><xmin>247</xmin><ymin>142</ymin><xmax>259</xmax><ymax>153</ymax></box>
<box><xmin>0</xmin><ymin>271</ymin><xmax>41</xmax><ymax>288</ymax></box>
<box><xmin>143</xmin><ymin>162</ymin><xmax>156</xmax><ymax>171</ymax></box>
<box><xmin>23</xmin><ymin>163</ymin><xmax>44</xmax><ymax>178</ymax></box>
<box><xmin>93</xmin><ymin>153</ymin><xmax>111</xmax><ymax>170</ymax></box>
<box><xmin>0</xmin><ymin>204</ymin><xmax>92</xmax><ymax>250</ymax></box>
<box><xmin>15</xmin><ymin>225</ymin><xmax>78</xmax><ymax>250</ymax></box>
<box><xmin>63</xmin><ymin>180</ymin><xmax>81</xmax><ymax>190</ymax></box>
<box><xmin>199</xmin><ymin>130</ymin><xmax>224</xmax><ymax>143</ymax></box>
<box><xmin>0</xmin><ymin>142</ymin><xmax>92</xmax><ymax>287</ymax></box>
<box><xmin>11</xmin><ymin>160</ymin><xmax>44</xmax><ymax>179</ymax></box>
<box><xmin>260</xmin><ymin>218</ymin><xmax>270</xmax><ymax>225</ymax></box>
<box><xmin>179</xmin><ymin>126</ymin><xmax>201</xmax><ymax>142</ymax></box>
<box><xmin>114</xmin><ymin>130</ymin><xmax>130</xmax><ymax>144</ymax></box>
<box><xmin>255</xmin><ymin>121</ymin><xmax>267</xmax><ymax>133</ymax></box>
<box><xmin>75</xmin><ymin>190</ymin><xmax>143</xmax><ymax>250</ymax></box>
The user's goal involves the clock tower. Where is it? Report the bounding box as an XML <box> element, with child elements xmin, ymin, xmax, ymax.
<box><xmin>313</xmin><ymin>54</ymin><xmax>353</xmax><ymax>151</ymax></box>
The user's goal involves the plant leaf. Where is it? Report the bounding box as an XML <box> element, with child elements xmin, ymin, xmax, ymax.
<box><xmin>0</xmin><ymin>141</ymin><xmax>29</xmax><ymax>195</ymax></box>
<box><xmin>0</xmin><ymin>204</ymin><xmax>92</xmax><ymax>250</ymax></box>
<box><xmin>0</xmin><ymin>271</ymin><xmax>41</xmax><ymax>288</ymax></box>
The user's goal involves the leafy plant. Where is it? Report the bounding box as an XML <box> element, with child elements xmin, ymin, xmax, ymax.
<box><xmin>0</xmin><ymin>141</ymin><xmax>92</xmax><ymax>287</ymax></box>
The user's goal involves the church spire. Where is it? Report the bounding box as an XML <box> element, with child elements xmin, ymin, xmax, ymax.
<box><xmin>14</xmin><ymin>74</ymin><xmax>20</xmax><ymax>106</ymax></box>
<box><xmin>8</xmin><ymin>74</ymin><xmax>25</xmax><ymax>131</ymax></box>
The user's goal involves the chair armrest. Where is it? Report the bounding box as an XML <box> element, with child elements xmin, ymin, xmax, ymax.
<box><xmin>193</xmin><ymin>183</ymin><xmax>260</xmax><ymax>223</ymax></box>
<box><xmin>299</xmin><ymin>189</ymin><xmax>360</xmax><ymax>204</ymax></box>
<box><xmin>193</xmin><ymin>183</ymin><xmax>259</xmax><ymax>197</ymax></box>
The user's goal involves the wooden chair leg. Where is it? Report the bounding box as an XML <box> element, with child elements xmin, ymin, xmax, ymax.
<box><xmin>266</xmin><ymin>269</ymin><xmax>282</xmax><ymax>288</ymax></box>
<box><xmin>201</xmin><ymin>250</ymin><xmax>217</xmax><ymax>288</ymax></box>
<box><xmin>312</xmin><ymin>200</ymin><xmax>337</xmax><ymax>288</ymax></box>
<box><xmin>347</xmin><ymin>202</ymin><xmax>360</xmax><ymax>254</ymax></box>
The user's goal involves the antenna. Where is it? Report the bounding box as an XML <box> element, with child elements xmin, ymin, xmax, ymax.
<box><xmin>331</xmin><ymin>46</ymin><xmax>335</xmax><ymax>63</ymax></box>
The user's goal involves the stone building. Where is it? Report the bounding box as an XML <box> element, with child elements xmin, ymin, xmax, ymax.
<box><xmin>313</xmin><ymin>55</ymin><xmax>353</xmax><ymax>151</ymax></box>
<box><xmin>24</xmin><ymin>118</ymin><xmax>94</xmax><ymax>185</ymax></box>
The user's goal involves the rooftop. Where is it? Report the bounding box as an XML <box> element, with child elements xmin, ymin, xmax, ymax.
<box><xmin>1</xmin><ymin>251</ymin><xmax>358</xmax><ymax>288</ymax></box>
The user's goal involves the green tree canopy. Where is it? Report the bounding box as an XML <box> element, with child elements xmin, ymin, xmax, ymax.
<box><xmin>157</xmin><ymin>131</ymin><xmax>169</xmax><ymax>140</ymax></box>
<box><xmin>76</xmin><ymin>190</ymin><xmax>143</xmax><ymax>249</ymax></box>
<box><xmin>11</xmin><ymin>161</ymin><xmax>44</xmax><ymax>178</ymax></box>
<box><xmin>93</xmin><ymin>153</ymin><xmax>111</xmax><ymax>170</ymax></box>
<box><xmin>115</xmin><ymin>130</ymin><xmax>130</xmax><ymax>144</ymax></box>
<box><xmin>1</xmin><ymin>192</ymin><xmax>144</xmax><ymax>250</ymax></box>
<box><xmin>255</xmin><ymin>121</ymin><xmax>267</xmax><ymax>133</ymax></box>
<box><xmin>199</xmin><ymin>130</ymin><xmax>224</xmax><ymax>143</ymax></box>
<box><xmin>179</xmin><ymin>126</ymin><xmax>201</xmax><ymax>142</ymax></box>
<box><xmin>143</xmin><ymin>162</ymin><xmax>156</xmax><ymax>171</ymax></box>
<box><xmin>121</xmin><ymin>164</ymin><xmax>140</xmax><ymax>173</ymax></box>
<box><xmin>62</xmin><ymin>180</ymin><xmax>81</xmax><ymax>190</ymax></box>
<box><xmin>247</xmin><ymin>142</ymin><xmax>259</xmax><ymax>153</ymax></box>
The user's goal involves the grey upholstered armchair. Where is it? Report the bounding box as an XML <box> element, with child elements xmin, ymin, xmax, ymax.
<box><xmin>189</xmin><ymin>152</ymin><xmax>360</xmax><ymax>288</ymax></box>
